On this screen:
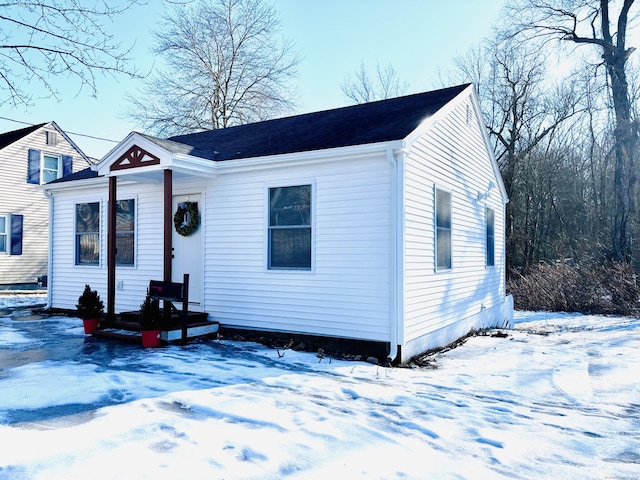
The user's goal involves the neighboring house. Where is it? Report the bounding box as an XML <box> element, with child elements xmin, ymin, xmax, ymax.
<box><xmin>0</xmin><ymin>122</ymin><xmax>91</xmax><ymax>286</ymax></box>
<box><xmin>42</xmin><ymin>84</ymin><xmax>513</xmax><ymax>362</ymax></box>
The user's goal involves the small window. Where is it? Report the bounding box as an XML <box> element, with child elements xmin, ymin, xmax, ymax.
<box><xmin>75</xmin><ymin>202</ymin><xmax>100</xmax><ymax>265</ymax></box>
<box><xmin>0</xmin><ymin>216</ymin><xmax>7</xmax><ymax>253</ymax></box>
<box><xmin>116</xmin><ymin>199</ymin><xmax>135</xmax><ymax>265</ymax></box>
<box><xmin>486</xmin><ymin>207</ymin><xmax>495</xmax><ymax>267</ymax></box>
<box><xmin>268</xmin><ymin>185</ymin><xmax>312</xmax><ymax>269</ymax></box>
<box><xmin>42</xmin><ymin>155</ymin><xmax>61</xmax><ymax>183</ymax></box>
<box><xmin>435</xmin><ymin>188</ymin><xmax>452</xmax><ymax>270</ymax></box>
<box><xmin>0</xmin><ymin>215</ymin><xmax>23</xmax><ymax>255</ymax></box>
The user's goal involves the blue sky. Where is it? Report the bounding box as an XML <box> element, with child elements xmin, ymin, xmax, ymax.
<box><xmin>0</xmin><ymin>1</ymin><xmax>505</xmax><ymax>159</ymax></box>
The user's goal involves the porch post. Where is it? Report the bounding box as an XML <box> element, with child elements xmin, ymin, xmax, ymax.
<box><xmin>107</xmin><ymin>176</ymin><xmax>117</xmax><ymax>320</ymax></box>
<box><xmin>164</xmin><ymin>169</ymin><xmax>173</xmax><ymax>282</ymax></box>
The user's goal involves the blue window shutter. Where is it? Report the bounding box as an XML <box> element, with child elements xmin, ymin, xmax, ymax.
<box><xmin>11</xmin><ymin>214</ymin><xmax>23</xmax><ymax>255</ymax></box>
<box><xmin>28</xmin><ymin>149</ymin><xmax>41</xmax><ymax>184</ymax></box>
<box><xmin>62</xmin><ymin>155</ymin><xmax>73</xmax><ymax>177</ymax></box>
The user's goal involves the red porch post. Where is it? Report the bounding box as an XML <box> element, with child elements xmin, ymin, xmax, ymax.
<box><xmin>107</xmin><ymin>176</ymin><xmax>117</xmax><ymax>320</ymax></box>
<box><xmin>164</xmin><ymin>169</ymin><xmax>173</xmax><ymax>282</ymax></box>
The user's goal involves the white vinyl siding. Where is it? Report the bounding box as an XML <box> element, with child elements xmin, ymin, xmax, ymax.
<box><xmin>46</xmin><ymin>87</ymin><xmax>511</xmax><ymax>357</ymax></box>
<box><xmin>0</xmin><ymin>123</ymin><xmax>88</xmax><ymax>284</ymax></box>
<box><xmin>403</xmin><ymin>96</ymin><xmax>506</xmax><ymax>347</ymax></box>
<box><xmin>50</xmin><ymin>182</ymin><xmax>164</xmax><ymax>313</ymax></box>
<box><xmin>207</xmin><ymin>155</ymin><xmax>392</xmax><ymax>342</ymax></box>
<box><xmin>49</xmin><ymin>157</ymin><xmax>392</xmax><ymax>342</ymax></box>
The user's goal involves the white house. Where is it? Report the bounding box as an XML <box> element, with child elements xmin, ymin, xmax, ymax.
<box><xmin>0</xmin><ymin>122</ymin><xmax>91</xmax><ymax>285</ymax></box>
<box><xmin>42</xmin><ymin>84</ymin><xmax>513</xmax><ymax>362</ymax></box>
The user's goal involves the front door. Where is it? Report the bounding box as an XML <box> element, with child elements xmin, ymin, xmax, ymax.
<box><xmin>172</xmin><ymin>193</ymin><xmax>203</xmax><ymax>309</ymax></box>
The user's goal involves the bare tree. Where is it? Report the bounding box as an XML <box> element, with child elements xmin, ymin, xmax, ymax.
<box><xmin>510</xmin><ymin>0</ymin><xmax>639</xmax><ymax>262</ymax></box>
<box><xmin>0</xmin><ymin>1</ymin><xmax>142</xmax><ymax>107</ymax></box>
<box><xmin>340</xmin><ymin>60</ymin><xmax>409</xmax><ymax>104</ymax></box>
<box><xmin>448</xmin><ymin>37</ymin><xmax>580</xmax><ymax>267</ymax></box>
<box><xmin>127</xmin><ymin>0</ymin><xmax>301</xmax><ymax>136</ymax></box>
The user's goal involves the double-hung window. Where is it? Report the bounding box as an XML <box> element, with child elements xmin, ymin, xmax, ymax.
<box><xmin>435</xmin><ymin>188</ymin><xmax>452</xmax><ymax>270</ymax></box>
<box><xmin>75</xmin><ymin>202</ymin><xmax>100</xmax><ymax>265</ymax></box>
<box><xmin>0</xmin><ymin>214</ymin><xmax>23</xmax><ymax>255</ymax></box>
<box><xmin>0</xmin><ymin>216</ymin><xmax>7</xmax><ymax>253</ymax></box>
<box><xmin>486</xmin><ymin>207</ymin><xmax>495</xmax><ymax>267</ymax></box>
<box><xmin>268</xmin><ymin>185</ymin><xmax>312</xmax><ymax>269</ymax></box>
<box><xmin>42</xmin><ymin>155</ymin><xmax>61</xmax><ymax>183</ymax></box>
<box><xmin>116</xmin><ymin>199</ymin><xmax>135</xmax><ymax>265</ymax></box>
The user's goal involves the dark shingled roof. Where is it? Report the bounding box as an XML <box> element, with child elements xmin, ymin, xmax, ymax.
<box><xmin>47</xmin><ymin>167</ymin><xmax>98</xmax><ymax>184</ymax></box>
<box><xmin>46</xmin><ymin>84</ymin><xmax>471</xmax><ymax>185</ymax></box>
<box><xmin>0</xmin><ymin>123</ymin><xmax>46</xmax><ymax>150</ymax></box>
<box><xmin>168</xmin><ymin>84</ymin><xmax>470</xmax><ymax>161</ymax></box>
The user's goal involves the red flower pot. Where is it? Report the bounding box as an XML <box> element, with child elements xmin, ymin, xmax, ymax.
<box><xmin>141</xmin><ymin>330</ymin><xmax>161</xmax><ymax>348</ymax></box>
<box><xmin>82</xmin><ymin>318</ymin><xmax>100</xmax><ymax>334</ymax></box>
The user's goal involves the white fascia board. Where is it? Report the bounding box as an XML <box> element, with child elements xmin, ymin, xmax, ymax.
<box><xmin>48</xmin><ymin>120</ymin><xmax>93</xmax><ymax>166</ymax></box>
<box><xmin>40</xmin><ymin>173</ymin><xmax>154</xmax><ymax>193</ymax></box>
<box><xmin>172</xmin><ymin>154</ymin><xmax>217</xmax><ymax>177</ymax></box>
<box><xmin>94</xmin><ymin>131</ymin><xmax>140</xmax><ymax>174</ymax></box>
<box><xmin>403</xmin><ymin>84</ymin><xmax>474</xmax><ymax>147</ymax></box>
<box><xmin>39</xmin><ymin>175</ymin><xmax>107</xmax><ymax>193</ymax></box>
<box><xmin>215</xmin><ymin>140</ymin><xmax>405</xmax><ymax>174</ymax></box>
<box><xmin>467</xmin><ymin>87</ymin><xmax>509</xmax><ymax>204</ymax></box>
<box><xmin>95</xmin><ymin>132</ymin><xmax>171</xmax><ymax>175</ymax></box>
<box><xmin>401</xmin><ymin>84</ymin><xmax>509</xmax><ymax>205</ymax></box>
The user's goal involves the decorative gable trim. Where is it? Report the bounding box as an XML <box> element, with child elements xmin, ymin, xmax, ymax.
<box><xmin>110</xmin><ymin>145</ymin><xmax>161</xmax><ymax>171</ymax></box>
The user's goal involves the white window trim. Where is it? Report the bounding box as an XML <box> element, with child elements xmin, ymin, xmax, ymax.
<box><xmin>264</xmin><ymin>181</ymin><xmax>316</xmax><ymax>272</ymax></box>
<box><xmin>40</xmin><ymin>152</ymin><xmax>63</xmax><ymax>185</ymax></box>
<box><xmin>434</xmin><ymin>186</ymin><xmax>453</xmax><ymax>272</ymax></box>
<box><xmin>485</xmin><ymin>206</ymin><xmax>495</xmax><ymax>268</ymax></box>
<box><xmin>115</xmin><ymin>196</ymin><xmax>137</xmax><ymax>268</ymax></box>
<box><xmin>0</xmin><ymin>213</ymin><xmax>9</xmax><ymax>254</ymax></box>
<box><xmin>74</xmin><ymin>199</ymin><xmax>102</xmax><ymax>267</ymax></box>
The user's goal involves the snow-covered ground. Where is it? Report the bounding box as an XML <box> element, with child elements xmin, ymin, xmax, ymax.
<box><xmin>0</xmin><ymin>294</ymin><xmax>639</xmax><ymax>479</ymax></box>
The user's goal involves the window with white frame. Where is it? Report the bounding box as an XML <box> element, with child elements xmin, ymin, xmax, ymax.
<box><xmin>0</xmin><ymin>214</ymin><xmax>22</xmax><ymax>255</ymax></box>
<box><xmin>28</xmin><ymin>149</ymin><xmax>72</xmax><ymax>184</ymax></box>
<box><xmin>0</xmin><ymin>216</ymin><xmax>7</xmax><ymax>253</ymax></box>
<box><xmin>268</xmin><ymin>185</ymin><xmax>312</xmax><ymax>269</ymax></box>
<box><xmin>42</xmin><ymin>154</ymin><xmax>61</xmax><ymax>183</ymax></box>
<box><xmin>435</xmin><ymin>188</ymin><xmax>452</xmax><ymax>270</ymax></box>
<box><xmin>75</xmin><ymin>202</ymin><xmax>100</xmax><ymax>265</ymax></box>
<box><xmin>486</xmin><ymin>207</ymin><xmax>495</xmax><ymax>267</ymax></box>
<box><xmin>116</xmin><ymin>199</ymin><xmax>135</xmax><ymax>265</ymax></box>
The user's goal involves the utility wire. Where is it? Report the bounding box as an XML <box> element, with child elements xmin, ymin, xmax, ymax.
<box><xmin>0</xmin><ymin>116</ymin><xmax>120</xmax><ymax>143</ymax></box>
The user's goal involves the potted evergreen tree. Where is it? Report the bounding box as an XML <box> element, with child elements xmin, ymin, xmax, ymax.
<box><xmin>139</xmin><ymin>289</ymin><xmax>162</xmax><ymax>348</ymax></box>
<box><xmin>76</xmin><ymin>284</ymin><xmax>104</xmax><ymax>334</ymax></box>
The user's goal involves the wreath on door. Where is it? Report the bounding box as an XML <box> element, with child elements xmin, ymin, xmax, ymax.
<box><xmin>174</xmin><ymin>201</ymin><xmax>200</xmax><ymax>237</ymax></box>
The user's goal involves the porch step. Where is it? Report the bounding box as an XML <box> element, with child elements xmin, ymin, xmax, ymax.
<box><xmin>118</xmin><ymin>309</ymin><xmax>209</xmax><ymax>327</ymax></box>
<box><xmin>92</xmin><ymin>310</ymin><xmax>218</xmax><ymax>345</ymax></box>
<box><xmin>92</xmin><ymin>329</ymin><xmax>142</xmax><ymax>344</ymax></box>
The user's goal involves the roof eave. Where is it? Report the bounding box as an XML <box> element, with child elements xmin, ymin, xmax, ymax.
<box><xmin>40</xmin><ymin>174</ymin><xmax>105</xmax><ymax>192</ymax></box>
<box><xmin>214</xmin><ymin>140</ymin><xmax>406</xmax><ymax>174</ymax></box>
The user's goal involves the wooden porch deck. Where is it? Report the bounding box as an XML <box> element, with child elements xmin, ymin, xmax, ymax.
<box><xmin>92</xmin><ymin>310</ymin><xmax>219</xmax><ymax>345</ymax></box>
